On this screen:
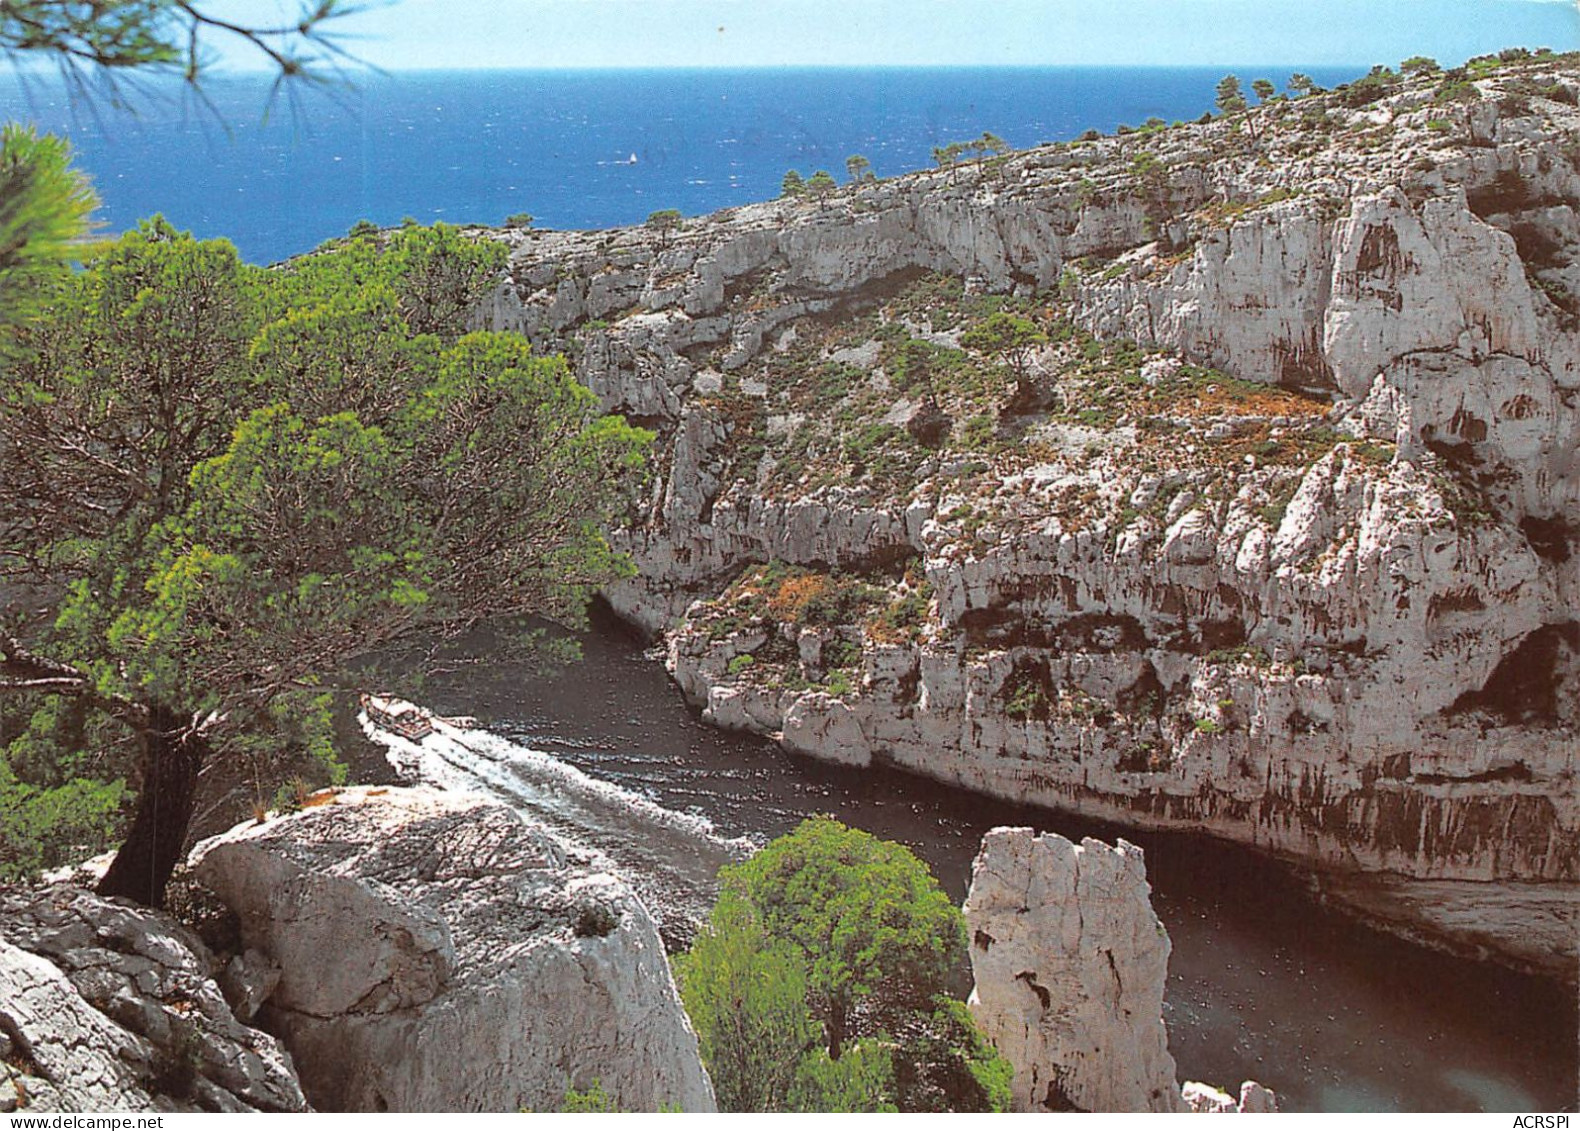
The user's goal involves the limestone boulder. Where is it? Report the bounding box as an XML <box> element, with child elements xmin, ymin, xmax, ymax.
<box><xmin>190</xmin><ymin>786</ymin><xmax>716</xmax><ymax>1113</ymax></box>
<box><xmin>1182</xmin><ymin>1079</ymin><xmax>1281</xmax><ymax>1113</ymax></box>
<box><xmin>1182</xmin><ymin>1081</ymin><xmax>1240</xmax><ymax>1113</ymax></box>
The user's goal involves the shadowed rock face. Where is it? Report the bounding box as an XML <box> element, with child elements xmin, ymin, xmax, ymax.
<box><xmin>190</xmin><ymin>786</ymin><xmax>716</xmax><ymax>1114</ymax></box>
<box><xmin>481</xmin><ymin>59</ymin><xmax>1580</xmax><ymax>972</ymax></box>
<box><xmin>0</xmin><ymin>888</ymin><xmax>309</xmax><ymax>1114</ymax></box>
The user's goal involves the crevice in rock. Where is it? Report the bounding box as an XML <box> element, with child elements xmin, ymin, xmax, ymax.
<box><xmin>0</xmin><ymin>1018</ymin><xmax>40</xmax><ymax>1082</ymax></box>
<box><xmin>1014</xmin><ymin>970</ymin><xmax>1051</xmax><ymax>1010</ymax></box>
<box><xmin>1412</xmin><ymin>761</ymin><xmax>1533</xmax><ymax>786</ymax></box>
<box><xmin>1116</xmin><ymin>663</ymin><xmax>1167</xmax><ymax>719</ymax></box>
<box><xmin>1042</xmin><ymin>1071</ymin><xmax>1087</xmax><ymax>1113</ymax></box>
<box><xmin>1520</xmin><ymin>513</ymin><xmax>1575</xmax><ymax>563</ymax></box>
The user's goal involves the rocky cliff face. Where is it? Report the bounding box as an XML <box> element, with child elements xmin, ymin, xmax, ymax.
<box><xmin>483</xmin><ymin>56</ymin><xmax>1580</xmax><ymax>974</ymax></box>
<box><xmin>0</xmin><ymin>888</ymin><xmax>308</xmax><ymax>1113</ymax></box>
<box><xmin>190</xmin><ymin>786</ymin><xmax>716</xmax><ymax>1113</ymax></box>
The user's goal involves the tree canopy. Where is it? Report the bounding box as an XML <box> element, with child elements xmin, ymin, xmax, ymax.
<box><xmin>723</xmin><ymin>818</ymin><xmax>966</xmax><ymax>1055</ymax></box>
<box><xmin>1</xmin><ymin>0</ymin><xmax>365</xmax><ymax>95</ymax></box>
<box><xmin>645</xmin><ymin>208</ymin><xmax>682</xmax><ymax>246</ymax></box>
<box><xmin>0</xmin><ymin>218</ymin><xmax>651</xmax><ymax>903</ymax></box>
<box><xmin>672</xmin><ymin>892</ymin><xmax>818</xmax><ymax>1112</ymax></box>
<box><xmin>843</xmin><ymin>155</ymin><xmax>872</xmax><ymax>184</ymax></box>
<box><xmin>678</xmin><ymin>818</ymin><xmax>1009</xmax><ymax>1112</ymax></box>
<box><xmin>960</xmin><ymin>309</ymin><xmax>1048</xmax><ymax>406</ymax></box>
<box><xmin>0</xmin><ymin>125</ymin><xmax>99</xmax><ymax>344</ymax></box>
<box><xmin>1214</xmin><ymin>74</ymin><xmax>1247</xmax><ymax>116</ymax></box>
<box><xmin>1287</xmin><ymin>72</ymin><xmax>1318</xmax><ymax>97</ymax></box>
<box><xmin>960</xmin><ymin>310</ymin><xmax>1046</xmax><ymax>376</ymax></box>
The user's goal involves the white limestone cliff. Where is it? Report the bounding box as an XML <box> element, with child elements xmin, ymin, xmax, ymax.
<box><xmin>483</xmin><ymin>60</ymin><xmax>1580</xmax><ymax>974</ymax></box>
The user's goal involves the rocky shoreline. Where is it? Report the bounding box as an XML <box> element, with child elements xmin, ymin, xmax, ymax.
<box><xmin>479</xmin><ymin>56</ymin><xmax>1580</xmax><ymax>978</ymax></box>
<box><xmin>0</xmin><ymin>783</ymin><xmax>1274</xmax><ymax>1113</ymax></box>
<box><xmin>0</xmin><ymin>788</ymin><xmax>715</xmax><ymax>1113</ymax></box>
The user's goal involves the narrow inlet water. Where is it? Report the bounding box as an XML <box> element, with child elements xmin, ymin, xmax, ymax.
<box><xmin>377</xmin><ymin>616</ymin><xmax>1578</xmax><ymax>1114</ymax></box>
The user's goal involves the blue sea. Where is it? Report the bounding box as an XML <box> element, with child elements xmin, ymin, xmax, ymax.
<box><xmin>0</xmin><ymin>66</ymin><xmax>1367</xmax><ymax>264</ymax></box>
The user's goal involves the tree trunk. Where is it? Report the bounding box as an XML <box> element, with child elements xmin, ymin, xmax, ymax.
<box><xmin>827</xmin><ymin>1001</ymin><xmax>849</xmax><ymax>1061</ymax></box>
<box><xmin>97</xmin><ymin>705</ymin><xmax>208</xmax><ymax>908</ymax></box>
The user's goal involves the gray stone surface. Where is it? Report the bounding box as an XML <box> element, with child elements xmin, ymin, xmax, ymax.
<box><xmin>191</xmin><ymin>786</ymin><xmax>716</xmax><ymax>1113</ymax></box>
<box><xmin>962</xmin><ymin>827</ymin><xmax>1183</xmax><ymax>1112</ymax></box>
<box><xmin>0</xmin><ymin>888</ymin><xmax>308</xmax><ymax>1113</ymax></box>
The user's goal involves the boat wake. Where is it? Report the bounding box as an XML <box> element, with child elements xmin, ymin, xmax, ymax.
<box><xmin>361</xmin><ymin>705</ymin><xmax>755</xmax><ymax>941</ymax></box>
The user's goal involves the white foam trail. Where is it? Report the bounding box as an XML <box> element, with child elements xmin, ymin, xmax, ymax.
<box><xmin>447</xmin><ymin>725</ymin><xmax>758</xmax><ymax>856</ymax></box>
<box><xmin>360</xmin><ymin>713</ymin><xmax>756</xmax><ymax>895</ymax></box>
<box><xmin>363</xmin><ymin>714</ymin><xmax>611</xmax><ymax>864</ymax></box>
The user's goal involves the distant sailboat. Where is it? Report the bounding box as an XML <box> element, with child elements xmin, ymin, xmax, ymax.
<box><xmin>627</xmin><ymin>152</ymin><xmax>639</xmax><ymax>164</ymax></box>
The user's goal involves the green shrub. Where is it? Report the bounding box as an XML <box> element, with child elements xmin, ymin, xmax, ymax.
<box><xmin>679</xmin><ymin>819</ymin><xmax>1010</xmax><ymax>1112</ymax></box>
<box><xmin>560</xmin><ymin>1080</ymin><xmax>621</xmax><ymax>1112</ymax></box>
<box><xmin>0</xmin><ymin>758</ymin><xmax>125</xmax><ymax>881</ymax></box>
<box><xmin>724</xmin><ymin>819</ymin><xmax>963</xmax><ymax>1054</ymax></box>
<box><xmin>0</xmin><ymin>704</ymin><xmax>128</xmax><ymax>882</ymax></box>
<box><xmin>892</xmin><ymin>999</ymin><xmax>1014</xmax><ymax>1113</ymax></box>
<box><xmin>787</xmin><ymin>1041</ymin><xmax>898</xmax><ymax>1112</ymax></box>
<box><xmin>674</xmin><ymin>893</ymin><xmax>818</xmax><ymax>1112</ymax></box>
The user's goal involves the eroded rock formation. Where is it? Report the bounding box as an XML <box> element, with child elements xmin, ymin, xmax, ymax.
<box><xmin>189</xmin><ymin>786</ymin><xmax>716</xmax><ymax>1113</ymax></box>
<box><xmin>0</xmin><ymin>888</ymin><xmax>308</xmax><ymax>1113</ymax></box>
<box><xmin>482</xmin><ymin>57</ymin><xmax>1580</xmax><ymax>974</ymax></box>
<box><xmin>962</xmin><ymin>827</ymin><xmax>1183</xmax><ymax>1112</ymax></box>
<box><xmin>962</xmin><ymin>826</ymin><xmax>1281</xmax><ymax>1113</ymax></box>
